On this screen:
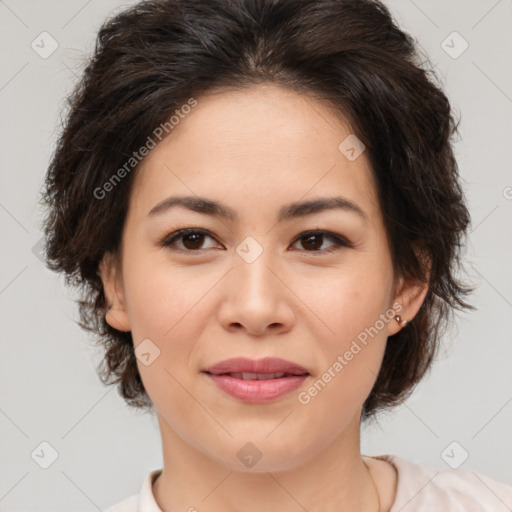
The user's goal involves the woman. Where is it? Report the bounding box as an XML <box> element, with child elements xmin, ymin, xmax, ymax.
<box><xmin>41</xmin><ymin>0</ymin><xmax>512</xmax><ymax>510</ymax></box>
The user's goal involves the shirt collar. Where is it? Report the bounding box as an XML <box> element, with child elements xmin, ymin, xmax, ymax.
<box><xmin>139</xmin><ymin>457</ymin><xmax>399</xmax><ymax>511</ymax></box>
<box><xmin>138</xmin><ymin>469</ymin><xmax>164</xmax><ymax>511</ymax></box>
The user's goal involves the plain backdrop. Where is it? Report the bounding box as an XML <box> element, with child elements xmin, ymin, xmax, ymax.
<box><xmin>1</xmin><ymin>0</ymin><xmax>511</xmax><ymax>510</ymax></box>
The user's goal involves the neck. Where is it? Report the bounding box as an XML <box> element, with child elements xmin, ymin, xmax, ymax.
<box><xmin>152</xmin><ymin>411</ymin><xmax>381</xmax><ymax>512</ymax></box>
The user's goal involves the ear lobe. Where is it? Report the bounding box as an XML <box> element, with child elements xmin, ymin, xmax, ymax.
<box><xmin>387</xmin><ymin>246</ymin><xmax>431</xmax><ymax>336</ymax></box>
<box><xmin>98</xmin><ymin>252</ymin><xmax>131</xmax><ymax>332</ymax></box>
<box><xmin>387</xmin><ymin>276</ymin><xmax>429</xmax><ymax>337</ymax></box>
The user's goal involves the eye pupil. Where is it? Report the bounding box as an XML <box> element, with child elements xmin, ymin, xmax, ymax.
<box><xmin>183</xmin><ymin>233</ymin><xmax>204</xmax><ymax>250</ymax></box>
<box><xmin>302</xmin><ymin>233</ymin><xmax>323</xmax><ymax>250</ymax></box>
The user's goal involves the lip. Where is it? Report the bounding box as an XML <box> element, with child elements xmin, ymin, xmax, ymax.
<box><xmin>203</xmin><ymin>357</ymin><xmax>310</xmax><ymax>375</ymax></box>
<box><xmin>202</xmin><ymin>357</ymin><xmax>310</xmax><ymax>403</ymax></box>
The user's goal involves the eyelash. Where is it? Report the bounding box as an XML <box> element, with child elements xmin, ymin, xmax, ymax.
<box><xmin>159</xmin><ymin>228</ymin><xmax>352</xmax><ymax>255</ymax></box>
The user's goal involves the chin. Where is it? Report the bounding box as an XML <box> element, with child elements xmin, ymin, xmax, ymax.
<box><xmin>209</xmin><ymin>438</ymin><xmax>315</xmax><ymax>474</ymax></box>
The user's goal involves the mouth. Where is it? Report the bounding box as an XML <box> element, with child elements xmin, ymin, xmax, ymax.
<box><xmin>203</xmin><ymin>371</ymin><xmax>309</xmax><ymax>380</ymax></box>
<box><xmin>201</xmin><ymin>357</ymin><xmax>311</xmax><ymax>403</ymax></box>
<box><xmin>203</xmin><ymin>356</ymin><xmax>310</xmax><ymax>377</ymax></box>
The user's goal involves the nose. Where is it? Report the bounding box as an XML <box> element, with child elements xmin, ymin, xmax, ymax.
<box><xmin>217</xmin><ymin>249</ymin><xmax>296</xmax><ymax>337</ymax></box>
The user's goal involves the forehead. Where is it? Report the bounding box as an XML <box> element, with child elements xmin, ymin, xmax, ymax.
<box><xmin>128</xmin><ymin>83</ymin><xmax>381</xmax><ymax>226</ymax></box>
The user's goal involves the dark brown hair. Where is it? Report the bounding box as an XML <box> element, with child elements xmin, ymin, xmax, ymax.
<box><xmin>41</xmin><ymin>0</ymin><xmax>473</xmax><ymax>422</ymax></box>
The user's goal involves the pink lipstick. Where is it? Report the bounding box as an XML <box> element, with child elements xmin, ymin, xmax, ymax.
<box><xmin>203</xmin><ymin>357</ymin><xmax>310</xmax><ymax>403</ymax></box>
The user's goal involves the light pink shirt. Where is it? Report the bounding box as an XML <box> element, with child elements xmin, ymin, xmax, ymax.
<box><xmin>105</xmin><ymin>454</ymin><xmax>512</xmax><ymax>511</ymax></box>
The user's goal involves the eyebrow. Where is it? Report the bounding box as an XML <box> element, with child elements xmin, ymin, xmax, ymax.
<box><xmin>147</xmin><ymin>195</ymin><xmax>368</xmax><ymax>223</ymax></box>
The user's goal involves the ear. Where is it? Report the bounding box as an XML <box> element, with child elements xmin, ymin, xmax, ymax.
<box><xmin>98</xmin><ymin>252</ymin><xmax>131</xmax><ymax>332</ymax></box>
<box><xmin>387</xmin><ymin>250</ymin><xmax>430</xmax><ymax>337</ymax></box>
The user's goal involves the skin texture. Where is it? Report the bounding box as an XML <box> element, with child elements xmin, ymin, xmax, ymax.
<box><xmin>99</xmin><ymin>83</ymin><xmax>428</xmax><ymax>512</ymax></box>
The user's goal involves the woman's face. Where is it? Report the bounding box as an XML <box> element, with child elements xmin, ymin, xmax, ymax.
<box><xmin>101</xmin><ymin>83</ymin><xmax>417</xmax><ymax>471</ymax></box>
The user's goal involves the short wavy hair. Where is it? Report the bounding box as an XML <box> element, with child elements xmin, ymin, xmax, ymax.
<box><xmin>41</xmin><ymin>0</ymin><xmax>473</xmax><ymax>422</ymax></box>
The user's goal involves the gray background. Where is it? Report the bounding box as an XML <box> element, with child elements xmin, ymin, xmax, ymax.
<box><xmin>0</xmin><ymin>0</ymin><xmax>511</xmax><ymax>510</ymax></box>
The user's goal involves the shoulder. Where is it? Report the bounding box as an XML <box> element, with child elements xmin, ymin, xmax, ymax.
<box><xmin>104</xmin><ymin>469</ymin><xmax>163</xmax><ymax>512</ymax></box>
<box><xmin>104</xmin><ymin>494</ymin><xmax>138</xmax><ymax>512</ymax></box>
<box><xmin>376</xmin><ymin>454</ymin><xmax>512</xmax><ymax>511</ymax></box>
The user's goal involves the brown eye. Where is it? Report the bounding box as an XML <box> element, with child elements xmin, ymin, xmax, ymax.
<box><xmin>162</xmin><ymin>228</ymin><xmax>219</xmax><ymax>252</ymax></box>
<box><xmin>291</xmin><ymin>230</ymin><xmax>350</xmax><ymax>254</ymax></box>
<box><xmin>181</xmin><ymin>232</ymin><xmax>206</xmax><ymax>250</ymax></box>
<box><xmin>161</xmin><ymin>228</ymin><xmax>350</xmax><ymax>255</ymax></box>
<box><xmin>300</xmin><ymin>233</ymin><xmax>324</xmax><ymax>251</ymax></box>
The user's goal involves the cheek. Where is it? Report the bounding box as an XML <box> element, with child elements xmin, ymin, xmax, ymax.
<box><xmin>122</xmin><ymin>252</ymin><xmax>211</xmax><ymax>340</ymax></box>
<box><xmin>299</xmin><ymin>258</ymin><xmax>393</xmax><ymax>343</ymax></box>
<box><xmin>121</xmin><ymin>254</ymin><xmax>223</xmax><ymax>388</ymax></box>
<box><xmin>121</xmin><ymin>259</ymin><xmax>211</xmax><ymax>407</ymax></box>
<box><xmin>296</xmin><ymin>288</ymin><xmax>390</xmax><ymax>435</ymax></box>
<box><xmin>296</xmin><ymin>258</ymin><xmax>393</xmax><ymax>395</ymax></box>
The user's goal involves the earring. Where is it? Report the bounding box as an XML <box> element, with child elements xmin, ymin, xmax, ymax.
<box><xmin>395</xmin><ymin>315</ymin><xmax>408</xmax><ymax>328</ymax></box>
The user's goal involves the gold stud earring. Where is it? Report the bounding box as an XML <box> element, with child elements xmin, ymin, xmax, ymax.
<box><xmin>395</xmin><ymin>315</ymin><xmax>408</xmax><ymax>328</ymax></box>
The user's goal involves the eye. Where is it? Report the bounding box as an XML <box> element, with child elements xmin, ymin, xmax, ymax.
<box><xmin>160</xmin><ymin>228</ymin><xmax>220</xmax><ymax>252</ymax></box>
<box><xmin>290</xmin><ymin>230</ymin><xmax>352</xmax><ymax>254</ymax></box>
<box><xmin>160</xmin><ymin>228</ymin><xmax>351</xmax><ymax>255</ymax></box>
